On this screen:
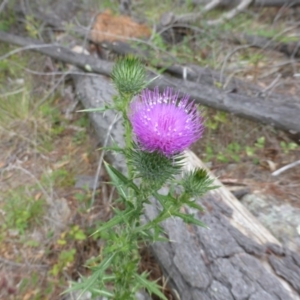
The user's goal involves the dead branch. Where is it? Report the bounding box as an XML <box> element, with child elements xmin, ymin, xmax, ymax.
<box><xmin>0</xmin><ymin>31</ymin><xmax>300</xmax><ymax>139</ymax></box>
<box><xmin>170</xmin><ymin>0</ymin><xmax>300</xmax><ymax>26</ymax></box>
<box><xmin>204</xmin><ymin>0</ymin><xmax>224</xmax><ymax>11</ymax></box>
<box><xmin>0</xmin><ymin>31</ymin><xmax>112</xmax><ymax>76</ymax></box>
<box><xmin>272</xmin><ymin>159</ymin><xmax>300</xmax><ymax>176</ymax></box>
<box><xmin>207</xmin><ymin>0</ymin><xmax>253</xmax><ymax>25</ymax></box>
<box><xmin>0</xmin><ymin>0</ymin><xmax>9</xmax><ymax>14</ymax></box>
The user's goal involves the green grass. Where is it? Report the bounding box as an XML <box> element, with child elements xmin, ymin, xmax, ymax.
<box><xmin>1</xmin><ymin>186</ymin><xmax>45</xmax><ymax>234</ymax></box>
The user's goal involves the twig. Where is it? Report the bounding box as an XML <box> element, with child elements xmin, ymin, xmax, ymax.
<box><xmin>0</xmin><ymin>256</ymin><xmax>48</xmax><ymax>269</ymax></box>
<box><xmin>207</xmin><ymin>0</ymin><xmax>253</xmax><ymax>25</ymax></box>
<box><xmin>9</xmin><ymin>165</ymin><xmax>53</xmax><ymax>204</ymax></box>
<box><xmin>0</xmin><ymin>43</ymin><xmax>54</xmax><ymax>61</ymax></box>
<box><xmin>220</xmin><ymin>44</ymin><xmax>251</xmax><ymax>84</ymax></box>
<box><xmin>0</xmin><ymin>87</ymin><xmax>25</xmax><ymax>97</ymax></box>
<box><xmin>32</xmin><ymin>72</ymin><xmax>70</xmax><ymax>114</ymax></box>
<box><xmin>204</xmin><ymin>0</ymin><xmax>223</xmax><ymax>12</ymax></box>
<box><xmin>0</xmin><ymin>0</ymin><xmax>8</xmax><ymax>14</ymax></box>
<box><xmin>91</xmin><ymin>114</ymin><xmax>122</xmax><ymax>206</ymax></box>
<box><xmin>260</xmin><ymin>74</ymin><xmax>282</xmax><ymax>95</ymax></box>
<box><xmin>272</xmin><ymin>160</ymin><xmax>300</xmax><ymax>176</ymax></box>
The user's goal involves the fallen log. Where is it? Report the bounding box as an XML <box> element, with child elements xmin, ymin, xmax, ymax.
<box><xmin>0</xmin><ymin>31</ymin><xmax>300</xmax><ymax>140</ymax></box>
<box><xmin>72</xmin><ymin>72</ymin><xmax>300</xmax><ymax>300</ymax></box>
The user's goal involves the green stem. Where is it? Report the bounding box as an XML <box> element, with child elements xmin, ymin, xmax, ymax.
<box><xmin>123</xmin><ymin>112</ymin><xmax>133</xmax><ymax>179</ymax></box>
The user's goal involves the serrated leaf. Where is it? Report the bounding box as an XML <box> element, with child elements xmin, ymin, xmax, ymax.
<box><xmin>91</xmin><ymin>208</ymin><xmax>136</xmax><ymax>236</ymax></box>
<box><xmin>183</xmin><ymin>200</ymin><xmax>205</xmax><ymax>211</ymax></box>
<box><xmin>104</xmin><ymin>162</ymin><xmax>140</xmax><ymax>195</ymax></box>
<box><xmin>135</xmin><ymin>272</ymin><xmax>167</xmax><ymax>300</ymax></box>
<box><xmin>154</xmin><ymin>192</ymin><xmax>176</xmax><ymax>208</ymax></box>
<box><xmin>101</xmin><ymin>145</ymin><xmax>124</xmax><ymax>153</ymax></box>
<box><xmin>90</xmin><ymin>288</ymin><xmax>114</xmax><ymax>297</ymax></box>
<box><xmin>104</xmin><ymin>162</ymin><xmax>128</xmax><ymax>199</ymax></box>
<box><xmin>63</xmin><ymin>253</ymin><xmax>115</xmax><ymax>298</ymax></box>
<box><xmin>173</xmin><ymin>212</ymin><xmax>207</xmax><ymax>227</ymax></box>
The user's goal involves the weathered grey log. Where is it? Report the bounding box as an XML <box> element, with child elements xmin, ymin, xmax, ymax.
<box><xmin>72</xmin><ymin>72</ymin><xmax>300</xmax><ymax>300</ymax></box>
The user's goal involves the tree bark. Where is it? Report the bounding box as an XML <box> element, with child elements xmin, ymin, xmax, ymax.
<box><xmin>1</xmin><ymin>31</ymin><xmax>300</xmax><ymax>139</ymax></box>
<box><xmin>72</xmin><ymin>72</ymin><xmax>300</xmax><ymax>300</ymax></box>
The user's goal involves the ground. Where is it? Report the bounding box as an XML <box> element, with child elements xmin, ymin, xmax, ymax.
<box><xmin>0</xmin><ymin>1</ymin><xmax>299</xmax><ymax>299</ymax></box>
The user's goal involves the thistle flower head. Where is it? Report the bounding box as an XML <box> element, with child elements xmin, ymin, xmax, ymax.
<box><xmin>127</xmin><ymin>143</ymin><xmax>184</xmax><ymax>190</ymax></box>
<box><xmin>111</xmin><ymin>56</ymin><xmax>146</xmax><ymax>97</ymax></box>
<box><xmin>129</xmin><ymin>87</ymin><xmax>204</xmax><ymax>156</ymax></box>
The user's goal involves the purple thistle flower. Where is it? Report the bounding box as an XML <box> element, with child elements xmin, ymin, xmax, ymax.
<box><xmin>129</xmin><ymin>87</ymin><xmax>204</xmax><ymax>156</ymax></box>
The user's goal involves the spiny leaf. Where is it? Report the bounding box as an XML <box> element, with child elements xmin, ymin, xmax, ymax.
<box><xmin>134</xmin><ymin>272</ymin><xmax>167</xmax><ymax>300</ymax></box>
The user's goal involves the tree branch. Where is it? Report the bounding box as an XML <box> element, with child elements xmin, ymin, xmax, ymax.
<box><xmin>1</xmin><ymin>30</ymin><xmax>300</xmax><ymax>138</ymax></box>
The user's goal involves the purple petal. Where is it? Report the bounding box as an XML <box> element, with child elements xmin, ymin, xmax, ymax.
<box><xmin>129</xmin><ymin>87</ymin><xmax>204</xmax><ymax>156</ymax></box>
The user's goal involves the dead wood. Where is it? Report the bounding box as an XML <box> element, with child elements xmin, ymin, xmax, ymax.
<box><xmin>0</xmin><ymin>31</ymin><xmax>112</xmax><ymax>76</ymax></box>
<box><xmin>230</xmin><ymin>33</ymin><xmax>300</xmax><ymax>58</ymax></box>
<box><xmin>14</xmin><ymin>2</ymin><xmax>300</xmax><ymax>71</ymax></box>
<box><xmin>72</xmin><ymin>72</ymin><xmax>300</xmax><ymax>300</ymax></box>
<box><xmin>1</xmin><ymin>31</ymin><xmax>300</xmax><ymax>140</ymax></box>
<box><xmin>158</xmin><ymin>0</ymin><xmax>300</xmax><ymax>27</ymax></box>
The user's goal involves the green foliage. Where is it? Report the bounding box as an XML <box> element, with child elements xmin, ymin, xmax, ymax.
<box><xmin>205</xmin><ymin>111</ymin><xmax>228</xmax><ymax>130</ymax></box>
<box><xmin>239</xmin><ymin>50</ymin><xmax>265</xmax><ymax>66</ymax></box>
<box><xmin>182</xmin><ymin>168</ymin><xmax>217</xmax><ymax>198</ymax></box>
<box><xmin>204</xmin><ymin>141</ymin><xmax>243</xmax><ymax>163</ymax></box>
<box><xmin>151</xmin><ymin>33</ymin><xmax>167</xmax><ymax>51</ymax></box>
<box><xmin>255</xmin><ymin>136</ymin><xmax>265</xmax><ymax>149</ymax></box>
<box><xmin>57</xmin><ymin>225</ymin><xmax>87</xmax><ymax>246</ymax></box>
<box><xmin>69</xmin><ymin>57</ymin><xmax>215</xmax><ymax>299</ymax></box>
<box><xmin>280</xmin><ymin>141</ymin><xmax>298</xmax><ymax>154</ymax></box>
<box><xmin>25</xmin><ymin>15</ymin><xmax>41</xmax><ymax>38</ymax></box>
<box><xmin>50</xmin><ymin>249</ymin><xmax>76</xmax><ymax>276</ymax></box>
<box><xmin>19</xmin><ymin>272</ymin><xmax>55</xmax><ymax>299</ymax></box>
<box><xmin>0</xmin><ymin>12</ymin><xmax>15</xmax><ymax>31</ymax></box>
<box><xmin>111</xmin><ymin>56</ymin><xmax>146</xmax><ymax>98</ymax></box>
<box><xmin>128</xmin><ymin>145</ymin><xmax>184</xmax><ymax>190</ymax></box>
<box><xmin>225</xmin><ymin>142</ymin><xmax>241</xmax><ymax>162</ymax></box>
<box><xmin>95</xmin><ymin>0</ymin><xmax>118</xmax><ymax>12</ymax></box>
<box><xmin>42</xmin><ymin>168</ymin><xmax>75</xmax><ymax>187</ymax></box>
<box><xmin>0</xmin><ymin>86</ymin><xmax>31</xmax><ymax>124</ymax></box>
<box><xmin>2</xmin><ymin>187</ymin><xmax>45</xmax><ymax>234</ymax></box>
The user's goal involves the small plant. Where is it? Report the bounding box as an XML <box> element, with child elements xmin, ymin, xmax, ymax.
<box><xmin>204</xmin><ymin>110</ymin><xmax>228</xmax><ymax>131</ymax></box>
<box><xmin>41</xmin><ymin>167</ymin><xmax>75</xmax><ymax>188</ymax></box>
<box><xmin>66</xmin><ymin>57</ymin><xmax>217</xmax><ymax>299</ymax></box>
<box><xmin>51</xmin><ymin>249</ymin><xmax>77</xmax><ymax>276</ymax></box>
<box><xmin>280</xmin><ymin>141</ymin><xmax>298</xmax><ymax>154</ymax></box>
<box><xmin>2</xmin><ymin>187</ymin><xmax>45</xmax><ymax>234</ymax></box>
<box><xmin>245</xmin><ymin>145</ymin><xmax>255</xmax><ymax>157</ymax></box>
<box><xmin>19</xmin><ymin>272</ymin><xmax>55</xmax><ymax>298</ymax></box>
<box><xmin>216</xmin><ymin>141</ymin><xmax>242</xmax><ymax>163</ymax></box>
<box><xmin>25</xmin><ymin>15</ymin><xmax>41</xmax><ymax>38</ymax></box>
<box><xmin>255</xmin><ymin>136</ymin><xmax>265</xmax><ymax>149</ymax></box>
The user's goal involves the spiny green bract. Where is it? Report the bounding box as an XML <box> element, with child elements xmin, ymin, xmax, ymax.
<box><xmin>182</xmin><ymin>168</ymin><xmax>217</xmax><ymax>197</ymax></box>
<box><xmin>111</xmin><ymin>56</ymin><xmax>146</xmax><ymax>97</ymax></box>
<box><xmin>128</xmin><ymin>145</ymin><xmax>184</xmax><ymax>189</ymax></box>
